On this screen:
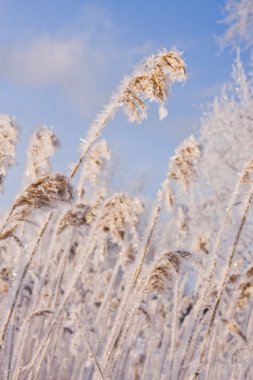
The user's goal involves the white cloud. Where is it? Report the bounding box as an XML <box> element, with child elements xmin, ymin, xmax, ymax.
<box><xmin>0</xmin><ymin>4</ymin><xmax>152</xmax><ymax>115</ymax></box>
<box><xmin>0</xmin><ymin>34</ymin><xmax>87</xmax><ymax>86</ymax></box>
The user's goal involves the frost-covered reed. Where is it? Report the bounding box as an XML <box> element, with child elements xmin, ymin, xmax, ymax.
<box><xmin>0</xmin><ymin>45</ymin><xmax>253</xmax><ymax>380</ymax></box>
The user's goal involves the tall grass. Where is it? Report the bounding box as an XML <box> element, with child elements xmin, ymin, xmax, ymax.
<box><xmin>0</xmin><ymin>48</ymin><xmax>253</xmax><ymax>380</ymax></box>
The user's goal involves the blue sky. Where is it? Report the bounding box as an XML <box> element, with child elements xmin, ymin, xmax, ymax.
<box><xmin>0</xmin><ymin>0</ymin><xmax>236</xmax><ymax>207</ymax></box>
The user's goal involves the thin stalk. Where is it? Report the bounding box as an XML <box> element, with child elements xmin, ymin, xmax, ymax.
<box><xmin>81</xmin><ymin>322</ymin><xmax>105</xmax><ymax>380</ymax></box>
<box><xmin>6</xmin><ymin>318</ymin><xmax>15</xmax><ymax>380</ymax></box>
<box><xmin>12</xmin><ymin>218</ymin><xmax>60</xmax><ymax>380</ymax></box>
<box><xmin>178</xmin><ymin>163</ymin><xmax>253</xmax><ymax>379</ymax></box>
<box><xmin>192</xmin><ymin>187</ymin><xmax>253</xmax><ymax>380</ymax></box>
<box><xmin>169</xmin><ymin>277</ymin><xmax>179</xmax><ymax>380</ymax></box>
<box><xmin>70</xmin><ymin>103</ymin><xmax>118</xmax><ymax>179</ymax></box>
<box><xmin>22</xmin><ymin>202</ymin><xmax>108</xmax><ymax>377</ymax></box>
<box><xmin>0</xmin><ymin>212</ymin><xmax>52</xmax><ymax>347</ymax></box>
<box><xmin>100</xmin><ymin>202</ymin><xmax>161</xmax><ymax>376</ymax></box>
<box><xmin>203</xmin><ymin>323</ymin><xmax>218</xmax><ymax>380</ymax></box>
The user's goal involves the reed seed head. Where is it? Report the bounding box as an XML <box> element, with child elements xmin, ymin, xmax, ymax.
<box><xmin>119</xmin><ymin>50</ymin><xmax>186</xmax><ymax>123</ymax></box>
<box><xmin>169</xmin><ymin>135</ymin><xmax>201</xmax><ymax>190</ymax></box>
<box><xmin>101</xmin><ymin>194</ymin><xmax>143</xmax><ymax>243</ymax></box>
<box><xmin>0</xmin><ymin>114</ymin><xmax>19</xmax><ymax>192</ymax></box>
<box><xmin>147</xmin><ymin>250</ymin><xmax>191</xmax><ymax>293</ymax></box>
<box><xmin>25</xmin><ymin>126</ymin><xmax>60</xmax><ymax>182</ymax></box>
<box><xmin>13</xmin><ymin>173</ymin><xmax>74</xmax><ymax>211</ymax></box>
<box><xmin>57</xmin><ymin>203</ymin><xmax>97</xmax><ymax>234</ymax></box>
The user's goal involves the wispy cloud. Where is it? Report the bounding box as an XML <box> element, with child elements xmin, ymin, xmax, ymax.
<box><xmin>0</xmin><ymin>34</ymin><xmax>87</xmax><ymax>86</ymax></box>
<box><xmin>0</xmin><ymin>4</ymin><xmax>152</xmax><ymax>115</ymax></box>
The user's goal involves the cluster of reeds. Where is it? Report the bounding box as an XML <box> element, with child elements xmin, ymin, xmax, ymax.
<box><xmin>0</xmin><ymin>48</ymin><xmax>253</xmax><ymax>380</ymax></box>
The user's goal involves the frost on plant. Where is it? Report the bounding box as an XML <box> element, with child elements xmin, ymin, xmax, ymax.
<box><xmin>0</xmin><ymin>114</ymin><xmax>19</xmax><ymax>192</ymax></box>
<box><xmin>219</xmin><ymin>0</ymin><xmax>253</xmax><ymax>50</ymax></box>
<box><xmin>1</xmin><ymin>39</ymin><xmax>253</xmax><ymax>380</ymax></box>
<box><xmin>25</xmin><ymin>126</ymin><xmax>60</xmax><ymax>183</ymax></box>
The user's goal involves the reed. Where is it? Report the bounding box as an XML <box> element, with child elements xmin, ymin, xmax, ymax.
<box><xmin>0</xmin><ymin>45</ymin><xmax>253</xmax><ymax>380</ymax></box>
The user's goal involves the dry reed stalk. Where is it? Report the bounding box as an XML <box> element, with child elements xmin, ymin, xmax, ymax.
<box><xmin>48</xmin><ymin>249</ymin><xmax>71</xmax><ymax>309</ymax></box>
<box><xmin>169</xmin><ymin>277</ymin><xmax>179</xmax><ymax>380</ymax></box>
<box><xmin>191</xmin><ymin>190</ymin><xmax>253</xmax><ymax>379</ymax></box>
<box><xmin>139</xmin><ymin>334</ymin><xmax>157</xmax><ymax>380</ymax></box>
<box><xmin>5</xmin><ymin>316</ymin><xmax>15</xmax><ymax>380</ymax></box>
<box><xmin>31</xmin><ymin>310</ymin><xmax>104</xmax><ymax>380</ymax></box>
<box><xmin>86</xmin><ymin>241</ymin><xmax>139</xmax><ymax>379</ymax></box>
<box><xmin>0</xmin><ymin>212</ymin><xmax>52</xmax><ymax>348</ymax></box>
<box><xmin>177</xmin><ymin>160</ymin><xmax>253</xmax><ymax>379</ymax></box>
<box><xmin>0</xmin><ymin>174</ymin><xmax>74</xmax><ymax>360</ymax></box>
<box><xmin>24</xmin><ymin>241</ymin><xmax>78</xmax><ymax>378</ymax></box>
<box><xmin>139</xmin><ymin>298</ymin><xmax>165</xmax><ymax>380</ymax></box>
<box><xmin>75</xmin><ymin>314</ymin><xmax>105</xmax><ymax>380</ymax></box>
<box><xmin>10</xmin><ymin>215</ymin><xmax>63</xmax><ymax>380</ymax></box>
<box><xmin>144</xmin><ymin>253</ymin><xmax>189</xmax><ymax>380</ymax></box>
<box><xmin>21</xmin><ymin>194</ymin><xmax>136</xmax><ymax>378</ymax></box>
<box><xmin>100</xmin><ymin>134</ymin><xmax>199</xmax><ymax>377</ymax></box>
<box><xmin>203</xmin><ymin>322</ymin><xmax>218</xmax><ymax>380</ymax></box>
<box><xmin>101</xmin><ymin>251</ymin><xmax>190</xmax><ymax>379</ymax></box>
<box><xmin>99</xmin><ymin>195</ymin><xmax>162</xmax><ymax>377</ymax></box>
<box><xmin>93</xmin><ymin>260</ymin><xmax>121</xmax><ymax>327</ymax></box>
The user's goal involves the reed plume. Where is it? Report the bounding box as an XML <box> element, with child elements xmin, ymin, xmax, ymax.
<box><xmin>25</xmin><ymin>126</ymin><xmax>60</xmax><ymax>183</ymax></box>
<box><xmin>146</xmin><ymin>251</ymin><xmax>191</xmax><ymax>293</ymax></box>
<box><xmin>0</xmin><ymin>114</ymin><xmax>19</xmax><ymax>192</ymax></box>
<box><xmin>57</xmin><ymin>203</ymin><xmax>97</xmax><ymax>234</ymax></box>
<box><xmin>169</xmin><ymin>135</ymin><xmax>201</xmax><ymax>190</ymax></box>
<box><xmin>100</xmin><ymin>194</ymin><xmax>143</xmax><ymax>243</ymax></box>
<box><xmin>13</xmin><ymin>173</ymin><xmax>74</xmax><ymax>211</ymax></box>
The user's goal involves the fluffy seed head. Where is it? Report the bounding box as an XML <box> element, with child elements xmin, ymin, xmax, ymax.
<box><xmin>25</xmin><ymin>126</ymin><xmax>60</xmax><ymax>183</ymax></box>
<box><xmin>0</xmin><ymin>114</ymin><xmax>19</xmax><ymax>192</ymax></box>
<box><xmin>13</xmin><ymin>173</ymin><xmax>74</xmax><ymax>211</ymax></box>
<box><xmin>101</xmin><ymin>194</ymin><xmax>143</xmax><ymax>243</ymax></box>
<box><xmin>169</xmin><ymin>135</ymin><xmax>201</xmax><ymax>190</ymax></box>
<box><xmin>57</xmin><ymin>203</ymin><xmax>97</xmax><ymax>234</ymax></box>
<box><xmin>147</xmin><ymin>251</ymin><xmax>191</xmax><ymax>293</ymax></box>
<box><xmin>119</xmin><ymin>50</ymin><xmax>186</xmax><ymax>123</ymax></box>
